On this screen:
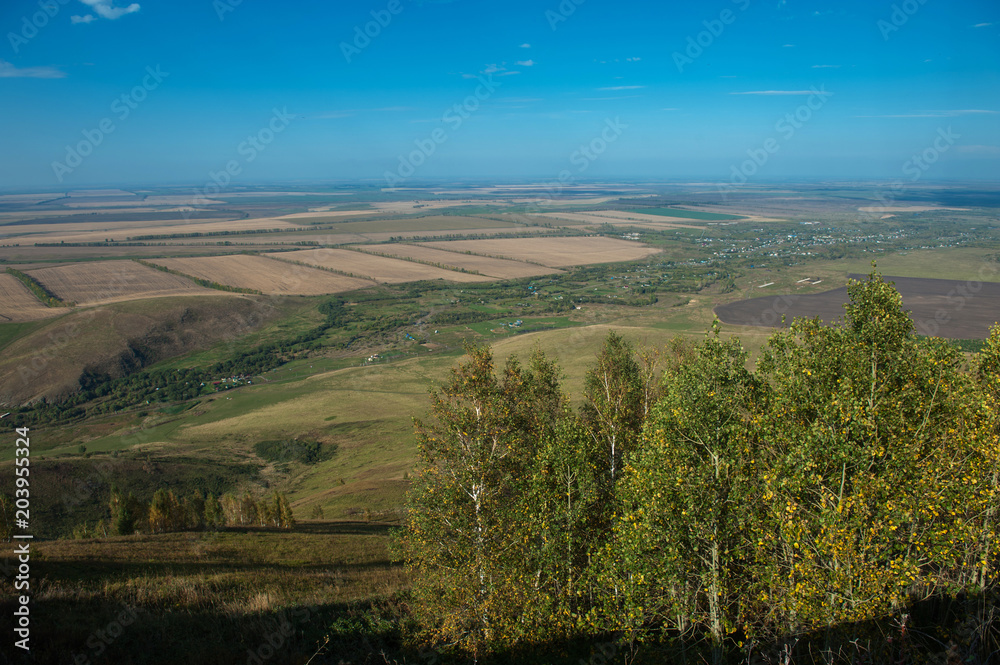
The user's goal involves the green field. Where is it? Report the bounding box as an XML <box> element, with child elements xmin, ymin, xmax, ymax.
<box><xmin>808</xmin><ymin>247</ymin><xmax>1000</xmax><ymax>283</ymax></box>
<box><xmin>298</xmin><ymin>215</ymin><xmax>524</xmax><ymax>233</ymax></box>
<box><xmin>637</xmin><ymin>207</ymin><xmax>745</xmax><ymax>221</ymax></box>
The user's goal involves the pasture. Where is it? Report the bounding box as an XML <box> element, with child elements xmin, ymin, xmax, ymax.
<box><xmin>28</xmin><ymin>260</ymin><xmax>219</xmax><ymax>306</ymax></box>
<box><xmin>418</xmin><ymin>236</ymin><xmax>662</xmax><ymax>267</ymax></box>
<box><xmin>270</xmin><ymin>248</ymin><xmax>494</xmax><ymax>283</ymax></box>
<box><xmin>148</xmin><ymin>255</ymin><xmax>376</xmax><ymax>295</ymax></box>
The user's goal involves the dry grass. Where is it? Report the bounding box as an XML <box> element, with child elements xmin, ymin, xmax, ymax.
<box><xmin>268</xmin><ymin>248</ymin><xmax>493</xmax><ymax>283</ymax></box>
<box><xmin>359</xmin><ymin>243</ymin><xmax>561</xmax><ymax>279</ymax></box>
<box><xmin>0</xmin><ymin>525</ymin><xmax>409</xmax><ymax>665</ymax></box>
<box><xmin>418</xmin><ymin>236</ymin><xmax>662</xmax><ymax>267</ymax></box>
<box><xmin>0</xmin><ymin>273</ymin><xmax>64</xmax><ymax>321</ymax></box>
<box><xmin>1</xmin><ymin>217</ymin><xmax>303</xmax><ymax>245</ymax></box>
<box><xmin>149</xmin><ymin>255</ymin><xmax>375</xmax><ymax>295</ymax></box>
<box><xmin>28</xmin><ymin>260</ymin><xmax>220</xmax><ymax>305</ymax></box>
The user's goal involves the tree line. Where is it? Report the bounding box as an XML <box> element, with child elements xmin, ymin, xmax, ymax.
<box><xmin>5</xmin><ymin>267</ymin><xmax>73</xmax><ymax>307</ymax></box>
<box><xmin>71</xmin><ymin>487</ymin><xmax>295</xmax><ymax>539</ymax></box>
<box><xmin>134</xmin><ymin>259</ymin><xmax>263</xmax><ymax>294</ymax></box>
<box><xmin>398</xmin><ymin>270</ymin><xmax>999</xmax><ymax>663</ymax></box>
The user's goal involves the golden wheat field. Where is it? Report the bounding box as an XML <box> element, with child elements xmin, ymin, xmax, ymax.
<box><xmin>417</xmin><ymin>236</ymin><xmax>662</xmax><ymax>267</ymax></box>
<box><xmin>149</xmin><ymin>255</ymin><xmax>375</xmax><ymax>295</ymax></box>
<box><xmin>0</xmin><ymin>273</ymin><xmax>64</xmax><ymax>322</ymax></box>
<box><xmin>267</xmin><ymin>248</ymin><xmax>493</xmax><ymax>283</ymax></box>
<box><xmin>0</xmin><ymin>217</ymin><xmax>305</xmax><ymax>246</ymax></box>
<box><xmin>28</xmin><ymin>260</ymin><xmax>220</xmax><ymax>306</ymax></box>
<box><xmin>360</xmin><ymin>243</ymin><xmax>561</xmax><ymax>278</ymax></box>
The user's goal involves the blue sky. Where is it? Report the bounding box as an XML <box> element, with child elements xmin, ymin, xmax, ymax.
<box><xmin>0</xmin><ymin>0</ymin><xmax>998</xmax><ymax>189</ymax></box>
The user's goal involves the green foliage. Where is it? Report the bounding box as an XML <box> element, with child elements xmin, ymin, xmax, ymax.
<box><xmin>399</xmin><ymin>344</ymin><xmax>569</xmax><ymax>654</ymax></box>
<box><xmin>253</xmin><ymin>438</ymin><xmax>335</xmax><ymax>465</ymax></box>
<box><xmin>134</xmin><ymin>259</ymin><xmax>263</xmax><ymax>294</ymax></box>
<box><xmin>0</xmin><ymin>492</ymin><xmax>12</xmax><ymax>542</ymax></box>
<box><xmin>5</xmin><ymin>267</ymin><xmax>72</xmax><ymax>307</ymax></box>
<box><xmin>401</xmin><ymin>268</ymin><xmax>1000</xmax><ymax>662</ymax></box>
<box><xmin>95</xmin><ymin>486</ymin><xmax>294</xmax><ymax>536</ymax></box>
<box><xmin>109</xmin><ymin>487</ymin><xmax>146</xmax><ymax>536</ymax></box>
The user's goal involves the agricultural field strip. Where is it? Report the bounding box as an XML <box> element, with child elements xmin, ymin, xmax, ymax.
<box><xmin>267</xmin><ymin>214</ymin><xmax>523</xmax><ymax>234</ymax></box>
<box><xmin>27</xmin><ymin>260</ymin><xmax>221</xmax><ymax>305</ymax></box>
<box><xmin>0</xmin><ymin>273</ymin><xmax>64</xmax><ymax>322</ymax></box>
<box><xmin>417</xmin><ymin>236</ymin><xmax>662</xmax><ymax>268</ymax></box>
<box><xmin>148</xmin><ymin>254</ymin><xmax>375</xmax><ymax>295</ymax></box>
<box><xmin>265</xmin><ymin>248</ymin><xmax>493</xmax><ymax>283</ymax></box>
<box><xmin>534</xmin><ymin>210</ymin><xmax>705</xmax><ymax>228</ymax></box>
<box><xmin>355</xmin><ymin>243</ymin><xmax>561</xmax><ymax>278</ymax></box>
<box><xmin>0</xmin><ymin>217</ymin><xmax>306</xmax><ymax>245</ymax></box>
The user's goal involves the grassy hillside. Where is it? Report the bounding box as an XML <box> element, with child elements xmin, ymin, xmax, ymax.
<box><xmin>0</xmin><ymin>295</ymin><xmax>305</xmax><ymax>406</ymax></box>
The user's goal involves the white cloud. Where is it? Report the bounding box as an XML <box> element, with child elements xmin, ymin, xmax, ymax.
<box><xmin>973</xmin><ymin>22</ymin><xmax>993</xmax><ymax>28</ymax></box>
<box><xmin>626</xmin><ymin>57</ymin><xmax>641</xmax><ymax>62</ymax></box>
<box><xmin>77</xmin><ymin>0</ymin><xmax>140</xmax><ymax>21</ymax></box>
<box><xmin>812</xmin><ymin>64</ymin><xmax>840</xmax><ymax>68</ymax></box>
<box><xmin>598</xmin><ymin>85</ymin><xmax>644</xmax><ymax>91</ymax></box>
<box><xmin>71</xmin><ymin>14</ymin><xmax>97</xmax><ymax>23</ymax></box>
<box><xmin>516</xmin><ymin>59</ymin><xmax>535</xmax><ymax>67</ymax></box>
<box><xmin>0</xmin><ymin>60</ymin><xmax>66</xmax><ymax>78</ymax></box>
<box><xmin>582</xmin><ymin>94</ymin><xmax>644</xmax><ymax>101</ymax></box>
<box><xmin>463</xmin><ymin>63</ymin><xmax>511</xmax><ymax>78</ymax></box>
<box><xmin>519</xmin><ymin>43</ymin><xmax>531</xmax><ymax>48</ymax></box>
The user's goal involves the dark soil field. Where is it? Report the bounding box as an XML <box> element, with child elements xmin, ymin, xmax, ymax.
<box><xmin>715</xmin><ymin>274</ymin><xmax>1000</xmax><ymax>339</ymax></box>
